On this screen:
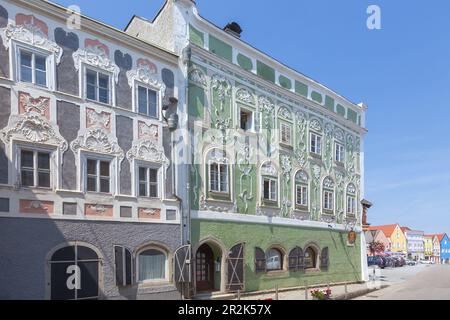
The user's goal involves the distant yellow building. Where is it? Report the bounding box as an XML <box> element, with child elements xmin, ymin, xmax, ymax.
<box><xmin>424</xmin><ymin>235</ymin><xmax>434</xmax><ymax>260</ymax></box>
<box><xmin>368</xmin><ymin>224</ymin><xmax>407</xmax><ymax>254</ymax></box>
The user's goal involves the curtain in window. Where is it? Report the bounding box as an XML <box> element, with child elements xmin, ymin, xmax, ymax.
<box><xmin>139</xmin><ymin>250</ymin><xmax>166</xmax><ymax>281</ymax></box>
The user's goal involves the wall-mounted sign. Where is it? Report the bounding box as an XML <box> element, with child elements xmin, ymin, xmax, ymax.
<box><xmin>348</xmin><ymin>231</ymin><xmax>357</xmax><ymax>246</ymax></box>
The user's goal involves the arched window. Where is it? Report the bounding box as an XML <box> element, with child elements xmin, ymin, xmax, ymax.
<box><xmin>304</xmin><ymin>247</ymin><xmax>317</xmax><ymax>269</ymax></box>
<box><xmin>261</xmin><ymin>162</ymin><xmax>278</xmax><ymax>203</ymax></box>
<box><xmin>137</xmin><ymin>248</ymin><xmax>168</xmax><ymax>282</ymax></box>
<box><xmin>295</xmin><ymin>170</ymin><xmax>309</xmax><ymax>209</ymax></box>
<box><xmin>288</xmin><ymin>247</ymin><xmax>305</xmax><ymax>271</ymax></box>
<box><xmin>346</xmin><ymin>183</ymin><xmax>356</xmax><ymax>216</ymax></box>
<box><xmin>266</xmin><ymin>248</ymin><xmax>283</xmax><ymax>271</ymax></box>
<box><xmin>207</xmin><ymin>149</ymin><xmax>229</xmax><ymax>194</ymax></box>
<box><xmin>322</xmin><ymin>177</ymin><xmax>335</xmax><ymax>213</ymax></box>
<box><xmin>49</xmin><ymin>243</ymin><xmax>101</xmax><ymax>300</ymax></box>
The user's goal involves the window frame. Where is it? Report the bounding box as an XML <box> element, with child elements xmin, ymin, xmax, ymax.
<box><xmin>310</xmin><ymin>132</ymin><xmax>322</xmax><ymax>155</ymax></box>
<box><xmin>208</xmin><ymin>160</ymin><xmax>229</xmax><ymax>195</ymax></box>
<box><xmin>296</xmin><ymin>184</ymin><xmax>308</xmax><ymax>208</ymax></box>
<box><xmin>132</xmin><ymin>80</ymin><xmax>163</xmax><ymax>121</ymax></box>
<box><xmin>136</xmin><ymin>246</ymin><xmax>169</xmax><ymax>285</ymax></box>
<box><xmin>265</xmin><ymin>248</ymin><xmax>284</xmax><ymax>272</ymax></box>
<box><xmin>262</xmin><ymin>176</ymin><xmax>278</xmax><ymax>203</ymax></box>
<box><xmin>304</xmin><ymin>247</ymin><xmax>318</xmax><ymax>270</ymax></box>
<box><xmin>18</xmin><ymin>147</ymin><xmax>53</xmax><ymax>189</ymax></box>
<box><xmin>82</xmin><ymin>64</ymin><xmax>113</xmax><ymax>106</ymax></box>
<box><xmin>323</xmin><ymin>189</ymin><xmax>334</xmax><ymax>211</ymax></box>
<box><xmin>137</xmin><ymin>165</ymin><xmax>161</xmax><ymax>199</ymax></box>
<box><xmin>280</xmin><ymin>122</ymin><xmax>292</xmax><ymax>146</ymax></box>
<box><xmin>12</xmin><ymin>42</ymin><xmax>55</xmax><ymax>90</ymax></box>
<box><xmin>346</xmin><ymin>195</ymin><xmax>356</xmax><ymax>215</ymax></box>
<box><xmin>239</xmin><ymin>107</ymin><xmax>254</xmax><ymax>132</ymax></box>
<box><xmin>81</xmin><ymin>152</ymin><xmax>115</xmax><ymax>195</ymax></box>
<box><xmin>335</xmin><ymin>142</ymin><xmax>345</xmax><ymax>163</ymax></box>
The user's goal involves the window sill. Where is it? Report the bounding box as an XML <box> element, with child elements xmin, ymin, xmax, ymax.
<box><xmin>85</xmin><ymin>98</ymin><xmax>113</xmax><ymax>108</ymax></box>
<box><xmin>309</xmin><ymin>153</ymin><xmax>323</xmax><ymax>161</ymax></box>
<box><xmin>279</xmin><ymin>142</ymin><xmax>293</xmax><ymax>150</ymax></box>
<box><xmin>335</xmin><ymin>161</ymin><xmax>345</xmax><ymax>168</ymax></box>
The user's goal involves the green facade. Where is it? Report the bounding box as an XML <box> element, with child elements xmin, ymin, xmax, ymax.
<box><xmin>192</xmin><ymin>220</ymin><xmax>362</xmax><ymax>291</ymax></box>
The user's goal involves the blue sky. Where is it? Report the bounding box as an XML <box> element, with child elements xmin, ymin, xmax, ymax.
<box><xmin>53</xmin><ymin>0</ymin><xmax>450</xmax><ymax>234</ymax></box>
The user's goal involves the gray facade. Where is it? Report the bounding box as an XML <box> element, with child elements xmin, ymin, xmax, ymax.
<box><xmin>0</xmin><ymin>217</ymin><xmax>181</xmax><ymax>300</ymax></box>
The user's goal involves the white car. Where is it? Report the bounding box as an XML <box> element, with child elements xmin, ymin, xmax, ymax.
<box><xmin>420</xmin><ymin>260</ymin><xmax>433</xmax><ymax>265</ymax></box>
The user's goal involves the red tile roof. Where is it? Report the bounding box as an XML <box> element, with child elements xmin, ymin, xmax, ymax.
<box><xmin>368</xmin><ymin>224</ymin><xmax>400</xmax><ymax>238</ymax></box>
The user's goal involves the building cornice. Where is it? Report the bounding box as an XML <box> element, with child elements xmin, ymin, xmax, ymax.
<box><xmin>8</xmin><ymin>0</ymin><xmax>179</xmax><ymax>67</ymax></box>
<box><xmin>190</xmin><ymin>44</ymin><xmax>368</xmax><ymax>136</ymax></box>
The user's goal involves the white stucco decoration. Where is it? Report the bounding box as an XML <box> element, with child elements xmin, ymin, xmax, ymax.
<box><xmin>126</xmin><ymin>139</ymin><xmax>170</xmax><ymax>168</ymax></box>
<box><xmin>1</xmin><ymin>23</ymin><xmax>63</xmax><ymax>64</ymax></box>
<box><xmin>126</xmin><ymin>64</ymin><xmax>166</xmax><ymax>93</ymax></box>
<box><xmin>71</xmin><ymin>128</ymin><xmax>124</xmax><ymax>162</ymax></box>
<box><xmin>73</xmin><ymin>45</ymin><xmax>120</xmax><ymax>83</ymax></box>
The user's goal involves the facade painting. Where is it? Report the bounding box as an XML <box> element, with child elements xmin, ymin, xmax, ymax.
<box><xmin>0</xmin><ymin>0</ymin><xmax>182</xmax><ymax>300</ymax></box>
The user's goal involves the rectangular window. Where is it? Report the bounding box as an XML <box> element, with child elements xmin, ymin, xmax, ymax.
<box><xmin>20</xmin><ymin>149</ymin><xmax>51</xmax><ymax>188</ymax></box>
<box><xmin>263</xmin><ymin>178</ymin><xmax>277</xmax><ymax>202</ymax></box>
<box><xmin>310</xmin><ymin>133</ymin><xmax>322</xmax><ymax>155</ymax></box>
<box><xmin>137</xmin><ymin>85</ymin><xmax>158</xmax><ymax>118</ymax></box>
<box><xmin>19</xmin><ymin>50</ymin><xmax>47</xmax><ymax>87</ymax></box>
<box><xmin>209</xmin><ymin>163</ymin><xmax>228</xmax><ymax>193</ymax></box>
<box><xmin>296</xmin><ymin>185</ymin><xmax>308</xmax><ymax>207</ymax></box>
<box><xmin>240</xmin><ymin>109</ymin><xmax>253</xmax><ymax>131</ymax></box>
<box><xmin>323</xmin><ymin>190</ymin><xmax>334</xmax><ymax>211</ymax></box>
<box><xmin>280</xmin><ymin>123</ymin><xmax>292</xmax><ymax>145</ymax></box>
<box><xmin>86</xmin><ymin>159</ymin><xmax>110</xmax><ymax>193</ymax></box>
<box><xmin>335</xmin><ymin>143</ymin><xmax>345</xmax><ymax>163</ymax></box>
<box><xmin>347</xmin><ymin>196</ymin><xmax>356</xmax><ymax>214</ymax></box>
<box><xmin>86</xmin><ymin>68</ymin><xmax>110</xmax><ymax>104</ymax></box>
<box><xmin>138</xmin><ymin>167</ymin><xmax>159</xmax><ymax>198</ymax></box>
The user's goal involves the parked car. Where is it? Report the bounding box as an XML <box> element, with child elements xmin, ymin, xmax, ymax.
<box><xmin>384</xmin><ymin>256</ymin><xmax>395</xmax><ymax>268</ymax></box>
<box><xmin>368</xmin><ymin>256</ymin><xmax>386</xmax><ymax>269</ymax></box>
<box><xmin>397</xmin><ymin>257</ymin><xmax>406</xmax><ymax>267</ymax></box>
<box><xmin>420</xmin><ymin>260</ymin><xmax>433</xmax><ymax>265</ymax></box>
<box><xmin>405</xmin><ymin>259</ymin><xmax>417</xmax><ymax>266</ymax></box>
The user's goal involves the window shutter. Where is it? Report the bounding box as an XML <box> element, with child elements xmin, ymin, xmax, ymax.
<box><xmin>320</xmin><ymin>247</ymin><xmax>329</xmax><ymax>269</ymax></box>
<box><xmin>114</xmin><ymin>246</ymin><xmax>133</xmax><ymax>287</ymax></box>
<box><xmin>254</xmin><ymin>247</ymin><xmax>266</xmax><ymax>273</ymax></box>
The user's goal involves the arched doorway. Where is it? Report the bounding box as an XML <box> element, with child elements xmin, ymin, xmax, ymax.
<box><xmin>195</xmin><ymin>243</ymin><xmax>215</xmax><ymax>292</ymax></box>
<box><xmin>47</xmin><ymin>243</ymin><xmax>102</xmax><ymax>300</ymax></box>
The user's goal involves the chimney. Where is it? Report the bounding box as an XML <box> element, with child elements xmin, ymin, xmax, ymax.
<box><xmin>224</xmin><ymin>22</ymin><xmax>242</xmax><ymax>38</ymax></box>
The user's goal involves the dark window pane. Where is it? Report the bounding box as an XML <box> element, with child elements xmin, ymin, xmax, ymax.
<box><xmin>100</xmin><ymin>178</ymin><xmax>110</xmax><ymax>193</ymax></box>
<box><xmin>139</xmin><ymin>183</ymin><xmax>147</xmax><ymax>197</ymax></box>
<box><xmin>87</xmin><ymin>160</ymin><xmax>97</xmax><ymax>175</ymax></box>
<box><xmin>100</xmin><ymin>161</ymin><xmax>110</xmax><ymax>177</ymax></box>
<box><xmin>35</xmin><ymin>70</ymin><xmax>47</xmax><ymax>87</ymax></box>
<box><xmin>98</xmin><ymin>88</ymin><xmax>109</xmax><ymax>104</ymax></box>
<box><xmin>86</xmin><ymin>70</ymin><xmax>97</xmax><ymax>85</ymax></box>
<box><xmin>86</xmin><ymin>71</ymin><xmax>97</xmax><ymax>100</ymax></box>
<box><xmin>263</xmin><ymin>180</ymin><xmax>270</xmax><ymax>199</ymax></box>
<box><xmin>20</xmin><ymin>65</ymin><xmax>32</xmax><ymax>83</ymax></box>
<box><xmin>149</xmin><ymin>185</ymin><xmax>158</xmax><ymax>198</ymax></box>
<box><xmin>87</xmin><ymin>84</ymin><xmax>96</xmax><ymax>100</ymax></box>
<box><xmin>148</xmin><ymin>90</ymin><xmax>157</xmax><ymax>118</ymax></box>
<box><xmin>87</xmin><ymin>177</ymin><xmax>97</xmax><ymax>192</ymax></box>
<box><xmin>38</xmin><ymin>152</ymin><xmax>50</xmax><ymax>169</ymax></box>
<box><xmin>21</xmin><ymin>170</ymin><xmax>34</xmax><ymax>187</ymax></box>
<box><xmin>51</xmin><ymin>246</ymin><xmax>76</xmax><ymax>262</ymax></box>
<box><xmin>77</xmin><ymin>246</ymin><xmax>98</xmax><ymax>261</ymax></box>
<box><xmin>21</xmin><ymin>150</ymin><xmax>34</xmax><ymax>168</ymax></box>
<box><xmin>139</xmin><ymin>167</ymin><xmax>147</xmax><ymax>182</ymax></box>
<box><xmin>138</xmin><ymin>86</ymin><xmax>148</xmax><ymax>115</ymax></box>
<box><xmin>38</xmin><ymin>172</ymin><xmax>50</xmax><ymax>188</ymax></box>
<box><xmin>149</xmin><ymin>169</ymin><xmax>158</xmax><ymax>182</ymax></box>
<box><xmin>35</xmin><ymin>55</ymin><xmax>46</xmax><ymax>71</ymax></box>
<box><xmin>98</xmin><ymin>74</ymin><xmax>109</xmax><ymax>89</ymax></box>
<box><xmin>20</xmin><ymin>51</ymin><xmax>32</xmax><ymax>67</ymax></box>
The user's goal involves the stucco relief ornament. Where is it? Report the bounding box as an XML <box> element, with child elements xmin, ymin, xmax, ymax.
<box><xmin>237</xmin><ymin>141</ymin><xmax>254</xmax><ymax>214</ymax></box>
<box><xmin>1</xmin><ymin>105</ymin><xmax>67</xmax><ymax>153</ymax></box>
<box><xmin>323</xmin><ymin>176</ymin><xmax>335</xmax><ymax>189</ymax></box>
<box><xmin>236</xmin><ymin>87</ymin><xmax>255</xmax><ymax>105</ymax></box>
<box><xmin>73</xmin><ymin>43</ymin><xmax>120</xmax><ymax>83</ymax></box>
<box><xmin>295</xmin><ymin>112</ymin><xmax>308</xmax><ymax>167</ymax></box>
<box><xmin>334</xmin><ymin>128</ymin><xmax>345</xmax><ymax>142</ymax></box>
<box><xmin>71</xmin><ymin>128</ymin><xmax>124</xmax><ymax>162</ymax></box>
<box><xmin>200</xmin><ymin>194</ymin><xmax>233</xmax><ymax>213</ymax></box>
<box><xmin>127</xmin><ymin>139</ymin><xmax>170</xmax><ymax>168</ymax></box>
<box><xmin>211</xmin><ymin>74</ymin><xmax>231</xmax><ymax>110</ymax></box>
<box><xmin>278</xmin><ymin>106</ymin><xmax>293</xmax><ymax>121</ymax></box>
<box><xmin>309</xmin><ymin>119</ymin><xmax>323</xmax><ymax>132</ymax></box>
<box><xmin>311</xmin><ymin>165</ymin><xmax>322</xmax><ymax>221</ymax></box>
<box><xmin>188</xmin><ymin>68</ymin><xmax>207</xmax><ymax>87</ymax></box>
<box><xmin>346</xmin><ymin>135</ymin><xmax>356</xmax><ymax>175</ymax></box>
<box><xmin>0</xmin><ymin>23</ymin><xmax>63</xmax><ymax>63</ymax></box>
<box><xmin>280</xmin><ymin>155</ymin><xmax>293</xmax><ymax>218</ymax></box>
<box><xmin>324</xmin><ymin>123</ymin><xmax>334</xmax><ymax>173</ymax></box>
<box><xmin>127</xmin><ymin>62</ymin><xmax>166</xmax><ymax>93</ymax></box>
<box><xmin>261</xmin><ymin>162</ymin><xmax>278</xmax><ymax>177</ymax></box>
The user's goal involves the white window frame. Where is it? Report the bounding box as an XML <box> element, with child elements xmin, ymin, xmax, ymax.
<box><xmin>208</xmin><ymin>160</ymin><xmax>229</xmax><ymax>194</ymax></box>
<box><xmin>335</xmin><ymin>142</ymin><xmax>345</xmax><ymax>163</ymax></box>
<box><xmin>137</xmin><ymin>164</ymin><xmax>161</xmax><ymax>199</ymax></box>
<box><xmin>296</xmin><ymin>184</ymin><xmax>308</xmax><ymax>207</ymax></box>
<box><xmin>81</xmin><ymin>64</ymin><xmax>114</xmax><ymax>106</ymax></box>
<box><xmin>80</xmin><ymin>152</ymin><xmax>116</xmax><ymax>195</ymax></box>
<box><xmin>346</xmin><ymin>195</ymin><xmax>356</xmax><ymax>215</ymax></box>
<box><xmin>16</xmin><ymin>145</ymin><xmax>54</xmax><ymax>189</ymax></box>
<box><xmin>280</xmin><ymin>122</ymin><xmax>292</xmax><ymax>146</ymax></box>
<box><xmin>239</xmin><ymin>107</ymin><xmax>254</xmax><ymax>132</ymax></box>
<box><xmin>136</xmin><ymin>247</ymin><xmax>169</xmax><ymax>285</ymax></box>
<box><xmin>12</xmin><ymin>41</ymin><xmax>55</xmax><ymax>90</ymax></box>
<box><xmin>134</xmin><ymin>81</ymin><xmax>161</xmax><ymax>120</ymax></box>
<box><xmin>323</xmin><ymin>189</ymin><xmax>334</xmax><ymax>211</ymax></box>
<box><xmin>310</xmin><ymin>132</ymin><xmax>322</xmax><ymax>155</ymax></box>
<box><xmin>262</xmin><ymin>177</ymin><xmax>278</xmax><ymax>202</ymax></box>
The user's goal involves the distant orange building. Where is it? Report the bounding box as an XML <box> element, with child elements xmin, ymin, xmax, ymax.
<box><xmin>368</xmin><ymin>224</ymin><xmax>407</xmax><ymax>254</ymax></box>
